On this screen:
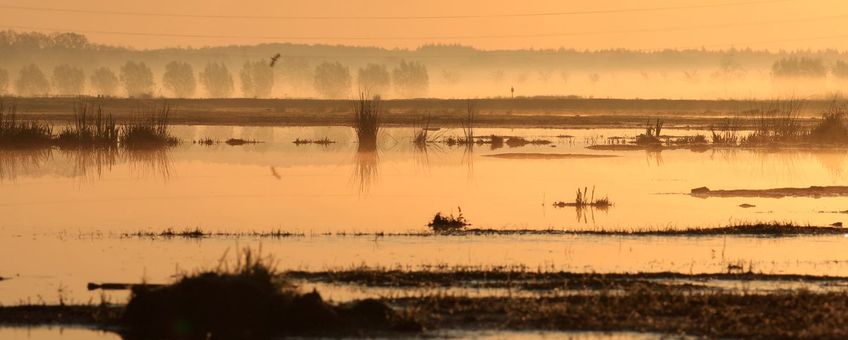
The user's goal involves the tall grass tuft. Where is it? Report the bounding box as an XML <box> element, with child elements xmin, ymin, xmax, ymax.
<box><xmin>743</xmin><ymin>99</ymin><xmax>804</xmax><ymax>144</ymax></box>
<box><xmin>0</xmin><ymin>102</ymin><xmax>52</xmax><ymax>148</ymax></box>
<box><xmin>353</xmin><ymin>93</ymin><xmax>381</xmax><ymax>151</ymax></box>
<box><xmin>809</xmin><ymin>101</ymin><xmax>848</xmax><ymax>143</ymax></box>
<box><xmin>461</xmin><ymin>101</ymin><xmax>476</xmax><ymax>145</ymax></box>
<box><xmin>55</xmin><ymin>102</ymin><xmax>118</xmax><ymax>148</ymax></box>
<box><xmin>120</xmin><ymin>104</ymin><xmax>179</xmax><ymax>149</ymax></box>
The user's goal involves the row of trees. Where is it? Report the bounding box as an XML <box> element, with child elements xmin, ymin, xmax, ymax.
<box><xmin>0</xmin><ymin>61</ymin><xmax>270</xmax><ymax>98</ymax></box>
<box><xmin>0</xmin><ymin>59</ymin><xmax>429</xmax><ymax>98</ymax></box>
<box><xmin>315</xmin><ymin>60</ymin><xmax>429</xmax><ymax>98</ymax></box>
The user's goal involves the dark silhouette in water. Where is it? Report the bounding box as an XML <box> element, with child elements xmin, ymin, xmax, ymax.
<box><xmin>123</xmin><ymin>250</ymin><xmax>420</xmax><ymax>338</ymax></box>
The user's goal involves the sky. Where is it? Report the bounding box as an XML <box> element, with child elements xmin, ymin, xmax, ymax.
<box><xmin>0</xmin><ymin>0</ymin><xmax>846</xmax><ymax>50</ymax></box>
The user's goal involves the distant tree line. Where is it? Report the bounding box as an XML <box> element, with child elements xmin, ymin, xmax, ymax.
<box><xmin>0</xmin><ymin>57</ymin><xmax>430</xmax><ymax>99</ymax></box>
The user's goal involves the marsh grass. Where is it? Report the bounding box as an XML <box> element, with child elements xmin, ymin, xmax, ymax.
<box><xmin>123</xmin><ymin>247</ymin><xmax>420</xmax><ymax>338</ymax></box>
<box><xmin>742</xmin><ymin>99</ymin><xmax>805</xmax><ymax>145</ymax></box>
<box><xmin>55</xmin><ymin>103</ymin><xmax>118</xmax><ymax>148</ymax></box>
<box><xmin>553</xmin><ymin>186</ymin><xmax>613</xmax><ymax>208</ymax></box>
<box><xmin>353</xmin><ymin>93</ymin><xmax>381</xmax><ymax>151</ymax></box>
<box><xmin>225</xmin><ymin>138</ymin><xmax>261</xmax><ymax>146</ymax></box>
<box><xmin>120</xmin><ymin>104</ymin><xmax>179</xmax><ymax>149</ymax></box>
<box><xmin>809</xmin><ymin>101</ymin><xmax>848</xmax><ymax>143</ymax></box>
<box><xmin>293</xmin><ymin>137</ymin><xmax>335</xmax><ymax>145</ymax></box>
<box><xmin>0</xmin><ymin>102</ymin><xmax>52</xmax><ymax>148</ymax></box>
<box><xmin>428</xmin><ymin>207</ymin><xmax>470</xmax><ymax>233</ymax></box>
<box><xmin>635</xmin><ymin>119</ymin><xmax>663</xmax><ymax>145</ymax></box>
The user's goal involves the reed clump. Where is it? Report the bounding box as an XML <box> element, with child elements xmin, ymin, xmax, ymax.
<box><xmin>55</xmin><ymin>103</ymin><xmax>118</xmax><ymax>148</ymax></box>
<box><xmin>428</xmin><ymin>207</ymin><xmax>470</xmax><ymax>233</ymax></box>
<box><xmin>0</xmin><ymin>102</ymin><xmax>52</xmax><ymax>148</ymax></box>
<box><xmin>120</xmin><ymin>105</ymin><xmax>179</xmax><ymax>149</ymax></box>
<box><xmin>635</xmin><ymin>119</ymin><xmax>663</xmax><ymax>145</ymax></box>
<box><xmin>809</xmin><ymin>102</ymin><xmax>848</xmax><ymax>143</ymax></box>
<box><xmin>293</xmin><ymin>138</ymin><xmax>335</xmax><ymax>145</ymax></box>
<box><xmin>741</xmin><ymin>99</ymin><xmax>804</xmax><ymax>145</ymax></box>
<box><xmin>553</xmin><ymin>186</ymin><xmax>613</xmax><ymax>208</ymax></box>
<box><xmin>123</xmin><ymin>248</ymin><xmax>420</xmax><ymax>338</ymax></box>
<box><xmin>353</xmin><ymin>93</ymin><xmax>381</xmax><ymax>151</ymax></box>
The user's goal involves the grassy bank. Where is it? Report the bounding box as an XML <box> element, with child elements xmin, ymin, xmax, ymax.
<box><xmin>5</xmin><ymin>97</ymin><xmax>831</xmax><ymax>128</ymax></box>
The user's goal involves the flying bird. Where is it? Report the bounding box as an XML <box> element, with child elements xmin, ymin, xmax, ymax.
<box><xmin>270</xmin><ymin>53</ymin><xmax>281</xmax><ymax>67</ymax></box>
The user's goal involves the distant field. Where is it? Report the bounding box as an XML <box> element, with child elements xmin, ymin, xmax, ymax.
<box><xmin>3</xmin><ymin>96</ymin><xmax>831</xmax><ymax>128</ymax></box>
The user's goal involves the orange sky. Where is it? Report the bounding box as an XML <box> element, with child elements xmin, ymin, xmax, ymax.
<box><xmin>0</xmin><ymin>0</ymin><xmax>846</xmax><ymax>50</ymax></box>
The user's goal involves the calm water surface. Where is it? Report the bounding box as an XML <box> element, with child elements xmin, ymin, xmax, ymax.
<box><xmin>2</xmin><ymin>125</ymin><xmax>848</xmax><ymax>304</ymax></box>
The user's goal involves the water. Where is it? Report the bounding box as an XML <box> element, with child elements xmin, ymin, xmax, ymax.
<box><xmin>2</xmin><ymin>126</ymin><xmax>846</xmax><ymax>233</ymax></box>
<box><xmin>2</xmin><ymin>125</ymin><xmax>848</xmax><ymax>304</ymax></box>
<box><xmin>0</xmin><ymin>327</ymin><xmax>667</xmax><ymax>339</ymax></box>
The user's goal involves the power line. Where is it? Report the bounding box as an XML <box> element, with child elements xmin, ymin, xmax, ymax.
<box><xmin>0</xmin><ymin>0</ymin><xmax>797</xmax><ymax>20</ymax></box>
<box><xmin>2</xmin><ymin>13</ymin><xmax>845</xmax><ymax>42</ymax></box>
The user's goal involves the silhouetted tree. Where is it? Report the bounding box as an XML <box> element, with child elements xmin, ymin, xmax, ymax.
<box><xmin>313</xmin><ymin>62</ymin><xmax>351</xmax><ymax>99</ymax></box>
<box><xmin>772</xmin><ymin>57</ymin><xmax>826</xmax><ymax>78</ymax></box>
<box><xmin>52</xmin><ymin>64</ymin><xmax>85</xmax><ymax>95</ymax></box>
<box><xmin>90</xmin><ymin>67</ymin><xmax>119</xmax><ymax>96</ymax></box>
<box><xmin>0</xmin><ymin>68</ymin><xmax>8</xmax><ymax>95</ymax></box>
<box><xmin>15</xmin><ymin>64</ymin><xmax>49</xmax><ymax>96</ymax></box>
<box><xmin>356</xmin><ymin>63</ymin><xmax>390</xmax><ymax>96</ymax></box>
<box><xmin>833</xmin><ymin>61</ymin><xmax>848</xmax><ymax>79</ymax></box>
<box><xmin>200</xmin><ymin>62</ymin><xmax>234</xmax><ymax>98</ymax></box>
<box><xmin>240</xmin><ymin>60</ymin><xmax>274</xmax><ymax>98</ymax></box>
<box><xmin>120</xmin><ymin>61</ymin><xmax>154</xmax><ymax>97</ymax></box>
<box><xmin>392</xmin><ymin>60</ymin><xmax>429</xmax><ymax>98</ymax></box>
<box><xmin>162</xmin><ymin>61</ymin><xmax>196</xmax><ymax>98</ymax></box>
<box><xmin>275</xmin><ymin>56</ymin><xmax>312</xmax><ymax>97</ymax></box>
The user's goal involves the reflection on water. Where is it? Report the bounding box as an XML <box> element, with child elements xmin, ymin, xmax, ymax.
<box><xmin>0</xmin><ymin>149</ymin><xmax>50</xmax><ymax>181</ymax></box>
<box><xmin>0</xmin><ymin>147</ymin><xmax>172</xmax><ymax>181</ymax></box>
<box><xmin>1</xmin><ymin>126</ymin><xmax>848</xmax><ymax>232</ymax></box>
<box><xmin>353</xmin><ymin>150</ymin><xmax>379</xmax><ymax>194</ymax></box>
<box><xmin>0</xmin><ymin>327</ymin><xmax>119</xmax><ymax>340</ymax></box>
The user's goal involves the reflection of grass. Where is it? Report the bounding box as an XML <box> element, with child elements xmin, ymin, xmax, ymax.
<box><xmin>0</xmin><ymin>148</ymin><xmax>50</xmax><ymax>181</ymax></box>
<box><xmin>352</xmin><ymin>150</ymin><xmax>378</xmax><ymax>194</ymax></box>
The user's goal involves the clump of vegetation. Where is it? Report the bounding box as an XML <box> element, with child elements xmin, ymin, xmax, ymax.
<box><xmin>353</xmin><ymin>93</ymin><xmax>381</xmax><ymax>151</ymax></box>
<box><xmin>489</xmin><ymin>135</ymin><xmax>504</xmax><ymax>149</ymax></box>
<box><xmin>194</xmin><ymin>137</ymin><xmax>217</xmax><ymax>145</ymax></box>
<box><xmin>428</xmin><ymin>207</ymin><xmax>470</xmax><ymax>232</ymax></box>
<box><xmin>635</xmin><ymin>119</ymin><xmax>663</xmax><ymax>145</ymax></box>
<box><xmin>55</xmin><ymin>103</ymin><xmax>118</xmax><ymax>148</ymax></box>
<box><xmin>669</xmin><ymin>134</ymin><xmax>707</xmax><ymax>145</ymax></box>
<box><xmin>225</xmin><ymin>138</ymin><xmax>260</xmax><ymax>146</ymax></box>
<box><xmin>123</xmin><ymin>248</ymin><xmax>420</xmax><ymax>338</ymax></box>
<box><xmin>709</xmin><ymin>117</ymin><xmax>740</xmax><ymax>145</ymax></box>
<box><xmin>0</xmin><ymin>102</ymin><xmax>52</xmax><ymax>148</ymax></box>
<box><xmin>120</xmin><ymin>105</ymin><xmax>179</xmax><ymax>148</ymax></box>
<box><xmin>413</xmin><ymin>115</ymin><xmax>439</xmax><ymax>149</ymax></box>
<box><xmin>809</xmin><ymin>102</ymin><xmax>848</xmax><ymax>143</ymax></box>
<box><xmin>293</xmin><ymin>138</ymin><xmax>335</xmax><ymax>145</ymax></box>
<box><xmin>553</xmin><ymin>186</ymin><xmax>613</xmax><ymax>208</ymax></box>
<box><xmin>461</xmin><ymin>101</ymin><xmax>476</xmax><ymax>147</ymax></box>
<box><xmin>505</xmin><ymin>136</ymin><xmax>552</xmax><ymax>147</ymax></box>
<box><xmin>742</xmin><ymin>99</ymin><xmax>804</xmax><ymax>145</ymax></box>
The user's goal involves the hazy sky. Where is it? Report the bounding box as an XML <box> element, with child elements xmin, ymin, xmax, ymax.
<box><xmin>0</xmin><ymin>0</ymin><xmax>846</xmax><ymax>50</ymax></box>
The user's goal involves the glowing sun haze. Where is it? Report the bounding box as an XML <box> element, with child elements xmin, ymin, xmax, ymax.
<box><xmin>0</xmin><ymin>0</ymin><xmax>846</xmax><ymax>50</ymax></box>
